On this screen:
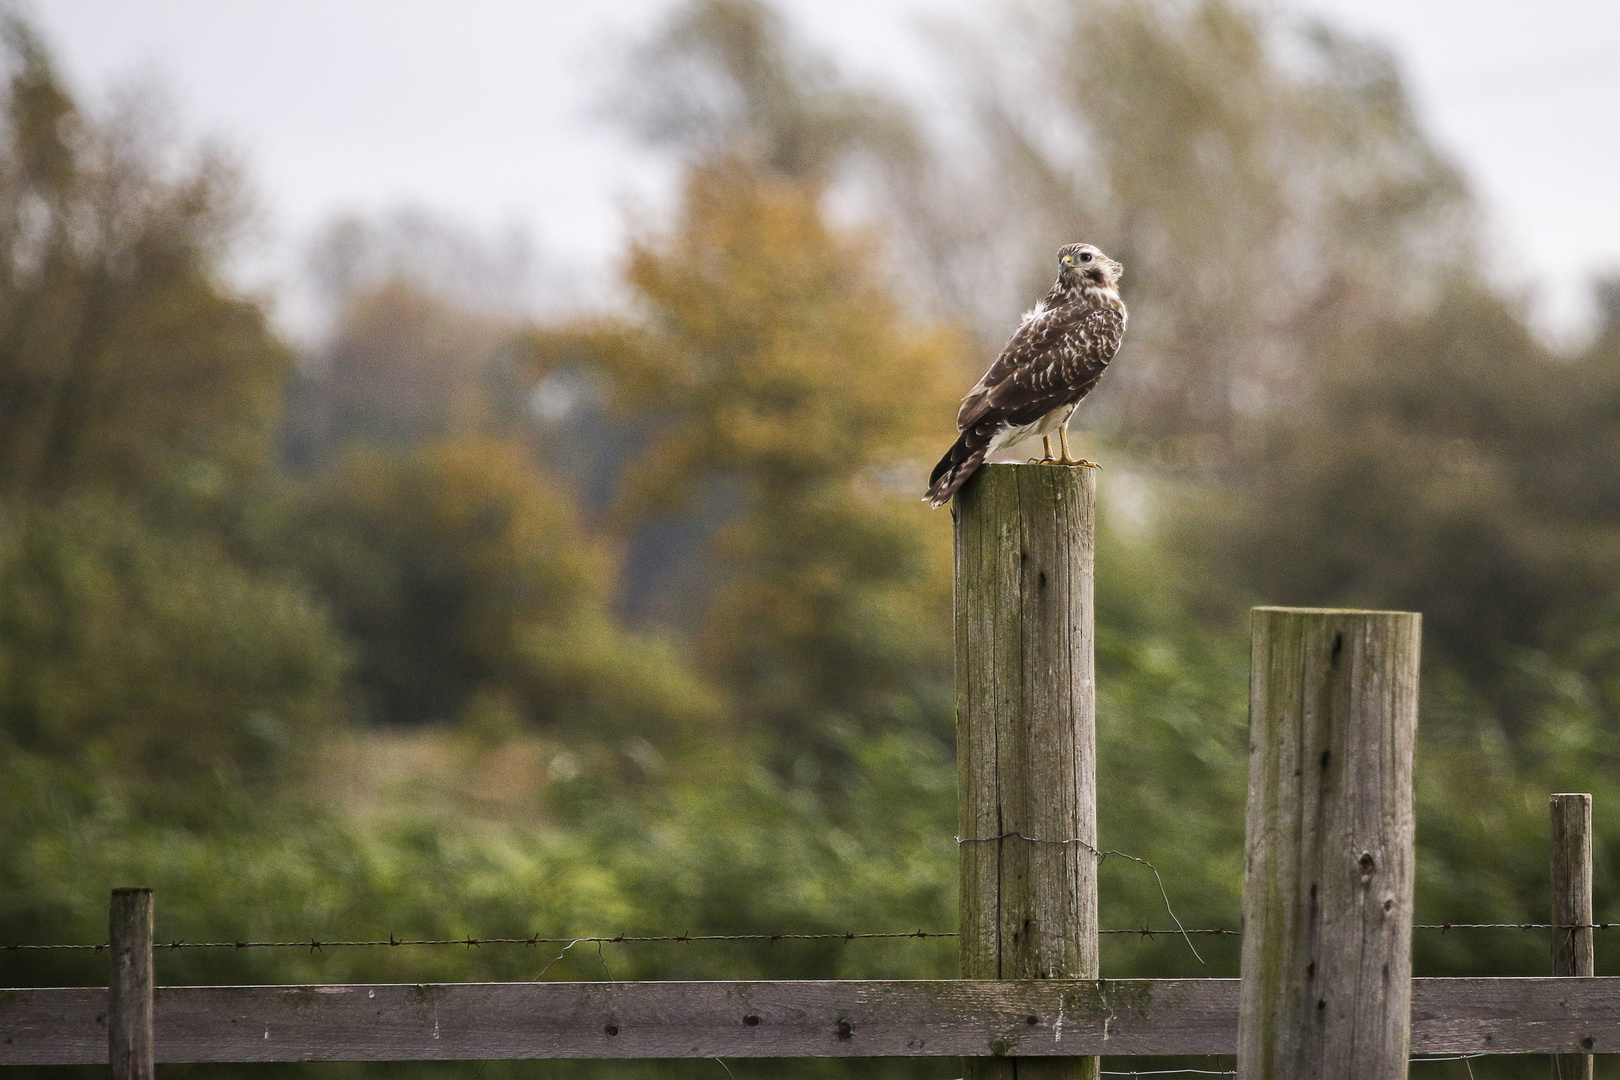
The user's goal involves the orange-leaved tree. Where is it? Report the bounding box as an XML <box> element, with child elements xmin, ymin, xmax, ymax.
<box><xmin>534</xmin><ymin>164</ymin><xmax>967</xmax><ymax>771</ymax></box>
<box><xmin>0</xmin><ymin>18</ymin><xmax>290</xmax><ymax>510</ymax></box>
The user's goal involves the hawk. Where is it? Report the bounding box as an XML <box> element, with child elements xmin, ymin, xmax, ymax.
<box><xmin>925</xmin><ymin>243</ymin><xmax>1126</xmax><ymax>508</ymax></box>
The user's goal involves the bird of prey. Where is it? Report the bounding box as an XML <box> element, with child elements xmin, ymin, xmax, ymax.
<box><xmin>925</xmin><ymin>243</ymin><xmax>1126</xmax><ymax>508</ymax></box>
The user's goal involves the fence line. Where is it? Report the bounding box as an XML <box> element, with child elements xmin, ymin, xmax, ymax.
<box><xmin>6</xmin><ymin>975</ymin><xmax>1615</xmax><ymax>1064</ymax></box>
<box><xmin>9</xmin><ymin>922</ymin><xmax>1617</xmax><ymax>954</ymax></box>
<box><xmin>4</xmin><ymin>471</ymin><xmax>1612</xmax><ymax>1072</ymax></box>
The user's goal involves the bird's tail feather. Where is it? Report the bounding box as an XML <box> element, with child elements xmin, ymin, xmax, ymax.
<box><xmin>925</xmin><ymin>424</ymin><xmax>995</xmax><ymax>508</ymax></box>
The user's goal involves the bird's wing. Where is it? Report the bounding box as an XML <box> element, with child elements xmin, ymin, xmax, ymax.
<box><xmin>956</xmin><ymin>304</ymin><xmax>1124</xmax><ymax>431</ymax></box>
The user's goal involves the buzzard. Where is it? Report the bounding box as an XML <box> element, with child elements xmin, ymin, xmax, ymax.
<box><xmin>925</xmin><ymin>243</ymin><xmax>1126</xmax><ymax>508</ymax></box>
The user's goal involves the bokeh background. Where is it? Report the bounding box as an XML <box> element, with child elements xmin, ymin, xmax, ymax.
<box><xmin>1</xmin><ymin>1</ymin><xmax>1617</xmax><ymax>1077</ymax></box>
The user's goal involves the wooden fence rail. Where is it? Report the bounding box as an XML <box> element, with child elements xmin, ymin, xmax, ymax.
<box><xmin>2</xmin><ymin>977</ymin><xmax>1617</xmax><ymax>1064</ymax></box>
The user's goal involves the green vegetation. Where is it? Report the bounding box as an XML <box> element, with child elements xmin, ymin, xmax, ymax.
<box><xmin>263</xmin><ymin>437</ymin><xmax>713</xmax><ymax>736</ymax></box>
<box><xmin>0</xmin><ymin>3</ymin><xmax>1616</xmax><ymax>1078</ymax></box>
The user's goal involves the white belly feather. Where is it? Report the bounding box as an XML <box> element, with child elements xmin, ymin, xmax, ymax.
<box><xmin>985</xmin><ymin>402</ymin><xmax>1074</xmax><ymax>455</ymax></box>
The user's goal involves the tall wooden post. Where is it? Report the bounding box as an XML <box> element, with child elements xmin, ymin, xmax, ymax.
<box><xmin>955</xmin><ymin>463</ymin><xmax>1098</xmax><ymax>1080</ymax></box>
<box><xmin>109</xmin><ymin>887</ymin><xmax>154</xmax><ymax>1080</ymax></box>
<box><xmin>1550</xmin><ymin>793</ymin><xmax>1594</xmax><ymax>1080</ymax></box>
<box><xmin>1237</xmin><ymin>608</ymin><xmax>1421</xmax><ymax>1080</ymax></box>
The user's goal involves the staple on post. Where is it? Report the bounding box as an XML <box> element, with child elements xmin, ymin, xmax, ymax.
<box><xmin>1237</xmin><ymin>607</ymin><xmax>1421</xmax><ymax>1080</ymax></box>
<box><xmin>955</xmin><ymin>463</ymin><xmax>1099</xmax><ymax>1080</ymax></box>
<box><xmin>1549</xmin><ymin>792</ymin><xmax>1594</xmax><ymax>1080</ymax></box>
<box><xmin>109</xmin><ymin>887</ymin><xmax>154</xmax><ymax>1080</ymax></box>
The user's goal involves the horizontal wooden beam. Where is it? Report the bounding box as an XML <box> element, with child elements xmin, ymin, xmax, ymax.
<box><xmin>1</xmin><ymin>978</ymin><xmax>1614</xmax><ymax>1064</ymax></box>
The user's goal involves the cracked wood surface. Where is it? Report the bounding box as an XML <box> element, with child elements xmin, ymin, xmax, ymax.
<box><xmin>1238</xmin><ymin>608</ymin><xmax>1422</xmax><ymax>1080</ymax></box>
<box><xmin>956</xmin><ymin>463</ymin><xmax>1099</xmax><ymax>1079</ymax></box>
<box><xmin>2</xmin><ymin>978</ymin><xmax>1616</xmax><ymax>1063</ymax></box>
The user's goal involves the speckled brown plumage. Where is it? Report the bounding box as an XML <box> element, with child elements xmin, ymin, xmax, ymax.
<box><xmin>926</xmin><ymin>243</ymin><xmax>1127</xmax><ymax>508</ymax></box>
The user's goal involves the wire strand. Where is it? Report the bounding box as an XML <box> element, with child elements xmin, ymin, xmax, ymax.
<box><xmin>10</xmin><ymin>919</ymin><xmax>1614</xmax><ymax>952</ymax></box>
<box><xmin>957</xmin><ymin>833</ymin><xmax>1209</xmax><ymax>965</ymax></box>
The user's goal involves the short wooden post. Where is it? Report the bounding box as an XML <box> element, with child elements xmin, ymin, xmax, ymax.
<box><xmin>1550</xmin><ymin>793</ymin><xmax>1594</xmax><ymax>1080</ymax></box>
<box><xmin>108</xmin><ymin>888</ymin><xmax>154</xmax><ymax>1080</ymax></box>
<box><xmin>1237</xmin><ymin>608</ymin><xmax>1421</xmax><ymax>1080</ymax></box>
<box><xmin>955</xmin><ymin>463</ymin><xmax>1098</xmax><ymax>1080</ymax></box>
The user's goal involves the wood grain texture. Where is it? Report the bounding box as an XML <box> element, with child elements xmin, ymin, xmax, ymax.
<box><xmin>2</xmin><ymin>978</ymin><xmax>1615</xmax><ymax>1064</ymax></box>
<box><xmin>1238</xmin><ymin>608</ymin><xmax>1421</xmax><ymax>1080</ymax></box>
<box><xmin>108</xmin><ymin>888</ymin><xmax>154</xmax><ymax>1080</ymax></box>
<box><xmin>955</xmin><ymin>463</ymin><xmax>1099</xmax><ymax>1080</ymax></box>
<box><xmin>1550</xmin><ymin>793</ymin><xmax>1594</xmax><ymax>1080</ymax></box>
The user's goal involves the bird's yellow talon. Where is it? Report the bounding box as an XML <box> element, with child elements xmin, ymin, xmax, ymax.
<box><xmin>1055</xmin><ymin>431</ymin><xmax>1096</xmax><ymax>468</ymax></box>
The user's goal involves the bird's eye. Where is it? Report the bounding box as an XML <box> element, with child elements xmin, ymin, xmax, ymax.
<box><xmin>1079</xmin><ymin>252</ymin><xmax>1093</xmax><ymax>263</ymax></box>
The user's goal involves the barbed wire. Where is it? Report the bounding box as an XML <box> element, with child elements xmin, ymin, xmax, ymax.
<box><xmin>1416</xmin><ymin>922</ymin><xmax>1615</xmax><ymax>932</ymax></box>
<box><xmin>8</xmin><ymin>920</ymin><xmax>1614</xmax><ymax>953</ymax></box>
<box><xmin>3</xmin><ymin>832</ymin><xmax>1606</xmax><ymax>953</ymax></box>
<box><xmin>957</xmin><ymin>833</ymin><xmax>1209</xmax><ymax>964</ymax></box>
<box><xmin>2</xmin><ymin>930</ymin><xmax>956</xmax><ymax>954</ymax></box>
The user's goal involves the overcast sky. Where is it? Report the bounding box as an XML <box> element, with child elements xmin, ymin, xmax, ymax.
<box><xmin>26</xmin><ymin>0</ymin><xmax>1620</xmax><ymax>343</ymax></box>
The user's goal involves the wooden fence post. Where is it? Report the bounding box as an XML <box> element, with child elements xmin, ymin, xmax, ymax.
<box><xmin>109</xmin><ymin>888</ymin><xmax>154</xmax><ymax>1080</ymax></box>
<box><xmin>955</xmin><ymin>463</ymin><xmax>1098</xmax><ymax>1080</ymax></box>
<box><xmin>1237</xmin><ymin>608</ymin><xmax>1421</xmax><ymax>1080</ymax></box>
<box><xmin>1550</xmin><ymin>792</ymin><xmax>1594</xmax><ymax>1080</ymax></box>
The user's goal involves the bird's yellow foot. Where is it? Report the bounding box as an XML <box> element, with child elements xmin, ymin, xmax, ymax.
<box><xmin>1055</xmin><ymin>431</ymin><xmax>1097</xmax><ymax>468</ymax></box>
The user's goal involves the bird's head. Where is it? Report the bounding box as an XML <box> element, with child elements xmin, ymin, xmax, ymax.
<box><xmin>1057</xmin><ymin>243</ymin><xmax>1122</xmax><ymax>290</ymax></box>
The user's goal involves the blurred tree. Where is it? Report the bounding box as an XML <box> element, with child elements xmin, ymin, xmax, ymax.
<box><xmin>605</xmin><ymin>0</ymin><xmax>957</xmax><ymax>327</ymax></box>
<box><xmin>307</xmin><ymin>207</ymin><xmax>535</xmax><ymax>315</ymax></box>
<box><xmin>285</xmin><ymin>209</ymin><xmax>538</xmax><ymax>467</ymax></box>
<box><xmin>533</xmin><ymin>164</ymin><xmax>964</xmax><ymax>769</ymax></box>
<box><xmin>608</xmin><ymin>0</ymin><xmax>906</xmax><ymax>183</ymax></box>
<box><xmin>269</xmin><ymin>437</ymin><xmax>715</xmax><ymax>738</ymax></box>
<box><xmin>296</xmin><ymin>278</ymin><xmax>522</xmax><ymax>457</ymax></box>
<box><xmin>1195</xmin><ymin>279</ymin><xmax>1620</xmax><ymax>728</ymax></box>
<box><xmin>0</xmin><ymin>17</ymin><xmax>290</xmax><ymax>512</ymax></box>
<box><xmin>0</xmin><ymin>497</ymin><xmax>345</xmax><ymax>825</ymax></box>
<box><xmin>915</xmin><ymin>0</ymin><xmax>1475</xmax><ymax>440</ymax></box>
<box><xmin>0</xmin><ymin>17</ymin><xmax>349</xmax><ymax>829</ymax></box>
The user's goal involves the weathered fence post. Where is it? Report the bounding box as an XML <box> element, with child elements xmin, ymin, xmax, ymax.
<box><xmin>1237</xmin><ymin>608</ymin><xmax>1421</xmax><ymax>1080</ymax></box>
<box><xmin>956</xmin><ymin>463</ymin><xmax>1098</xmax><ymax>1080</ymax></box>
<box><xmin>1550</xmin><ymin>792</ymin><xmax>1594</xmax><ymax>1080</ymax></box>
<box><xmin>109</xmin><ymin>887</ymin><xmax>154</xmax><ymax>1080</ymax></box>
